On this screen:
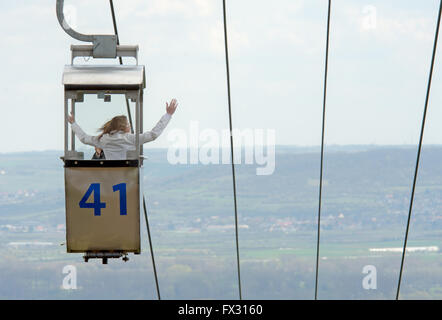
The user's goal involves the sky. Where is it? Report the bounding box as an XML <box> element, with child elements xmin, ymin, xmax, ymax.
<box><xmin>1</xmin><ymin>0</ymin><xmax>442</xmax><ymax>152</ymax></box>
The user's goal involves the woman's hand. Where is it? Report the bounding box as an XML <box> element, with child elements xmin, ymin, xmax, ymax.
<box><xmin>166</xmin><ymin>99</ymin><xmax>178</xmax><ymax>115</ymax></box>
<box><xmin>67</xmin><ymin>112</ymin><xmax>75</xmax><ymax>124</ymax></box>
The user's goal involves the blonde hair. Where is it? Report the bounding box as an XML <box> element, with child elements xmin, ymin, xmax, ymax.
<box><xmin>98</xmin><ymin>115</ymin><xmax>129</xmax><ymax>140</ymax></box>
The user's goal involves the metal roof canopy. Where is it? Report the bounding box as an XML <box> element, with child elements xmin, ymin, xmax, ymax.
<box><xmin>63</xmin><ymin>65</ymin><xmax>146</xmax><ymax>90</ymax></box>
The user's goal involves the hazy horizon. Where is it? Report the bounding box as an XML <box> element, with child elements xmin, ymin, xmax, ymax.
<box><xmin>2</xmin><ymin>143</ymin><xmax>442</xmax><ymax>154</ymax></box>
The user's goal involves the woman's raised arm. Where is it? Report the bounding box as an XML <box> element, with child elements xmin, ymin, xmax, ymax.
<box><xmin>138</xmin><ymin>99</ymin><xmax>178</xmax><ymax>144</ymax></box>
<box><xmin>68</xmin><ymin>112</ymin><xmax>102</xmax><ymax>148</ymax></box>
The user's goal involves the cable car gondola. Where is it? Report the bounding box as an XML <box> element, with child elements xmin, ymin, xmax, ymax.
<box><xmin>57</xmin><ymin>0</ymin><xmax>146</xmax><ymax>264</ymax></box>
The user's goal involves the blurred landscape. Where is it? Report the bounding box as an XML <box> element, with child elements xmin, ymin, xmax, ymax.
<box><xmin>0</xmin><ymin>145</ymin><xmax>441</xmax><ymax>299</ymax></box>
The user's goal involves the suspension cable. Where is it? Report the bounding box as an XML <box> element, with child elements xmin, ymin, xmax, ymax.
<box><xmin>396</xmin><ymin>0</ymin><xmax>442</xmax><ymax>300</ymax></box>
<box><xmin>143</xmin><ymin>197</ymin><xmax>162</xmax><ymax>300</ymax></box>
<box><xmin>315</xmin><ymin>0</ymin><xmax>332</xmax><ymax>301</ymax></box>
<box><xmin>109</xmin><ymin>0</ymin><xmax>162</xmax><ymax>300</ymax></box>
<box><xmin>222</xmin><ymin>0</ymin><xmax>242</xmax><ymax>300</ymax></box>
<box><xmin>109</xmin><ymin>0</ymin><xmax>134</xmax><ymax>131</ymax></box>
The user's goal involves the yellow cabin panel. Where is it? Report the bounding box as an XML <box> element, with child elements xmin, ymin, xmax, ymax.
<box><xmin>65</xmin><ymin>167</ymin><xmax>141</xmax><ymax>253</ymax></box>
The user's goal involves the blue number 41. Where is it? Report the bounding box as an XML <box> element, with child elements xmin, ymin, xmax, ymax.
<box><xmin>79</xmin><ymin>183</ymin><xmax>106</xmax><ymax>216</ymax></box>
<box><xmin>79</xmin><ymin>183</ymin><xmax>127</xmax><ymax>216</ymax></box>
<box><xmin>113</xmin><ymin>183</ymin><xmax>127</xmax><ymax>216</ymax></box>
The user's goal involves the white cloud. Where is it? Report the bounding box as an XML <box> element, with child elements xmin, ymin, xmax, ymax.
<box><xmin>377</xmin><ymin>16</ymin><xmax>434</xmax><ymax>42</ymax></box>
<box><xmin>207</xmin><ymin>21</ymin><xmax>250</xmax><ymax>57</ymax></box>
<box><xmin>341</xmin><ymin>4</ymin><xmax>434</xmax><ymax>43</ymax></box>
<box><xmin>131</xmin><ymin>0</ymin><xmax>215</xmax><ymax>18</ymax></box>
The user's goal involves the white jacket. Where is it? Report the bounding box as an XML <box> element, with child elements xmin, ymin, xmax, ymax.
<box><xmin>70</xmin><ymin>113</ymin><xmax>172</xmax><ymax>160</ymax></box>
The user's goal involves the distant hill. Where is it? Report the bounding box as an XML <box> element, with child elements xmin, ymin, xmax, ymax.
<box><xmin>1</xmin><ymin>145</ymin><xmax>441</xmax><ymax>230</ymax></box>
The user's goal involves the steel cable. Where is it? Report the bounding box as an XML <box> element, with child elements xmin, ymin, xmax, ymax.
<box><xmin>315</xmin><ymin>0</ymin><xmax>332</xmax><ymax>300</ymax></box>
<box><xmin>396</xmin><ymin>0</ymin><xmax>442</xmax><ymax>300</ymax></box>
<box><xmin>109</xmin><ymin>0</ymin><xmax>161</xmax><ymax>300</ymax></box>
<box><xmin>222</xmin><ymin>0</ymin><xmax>242</xmax><ymax>300</ymax></box>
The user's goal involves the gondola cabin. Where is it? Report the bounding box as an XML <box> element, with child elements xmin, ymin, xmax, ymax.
<box><xmin>61</xmin><ymin>45</ymin><xmax>145</xmax><ymax>263</ymax></box>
